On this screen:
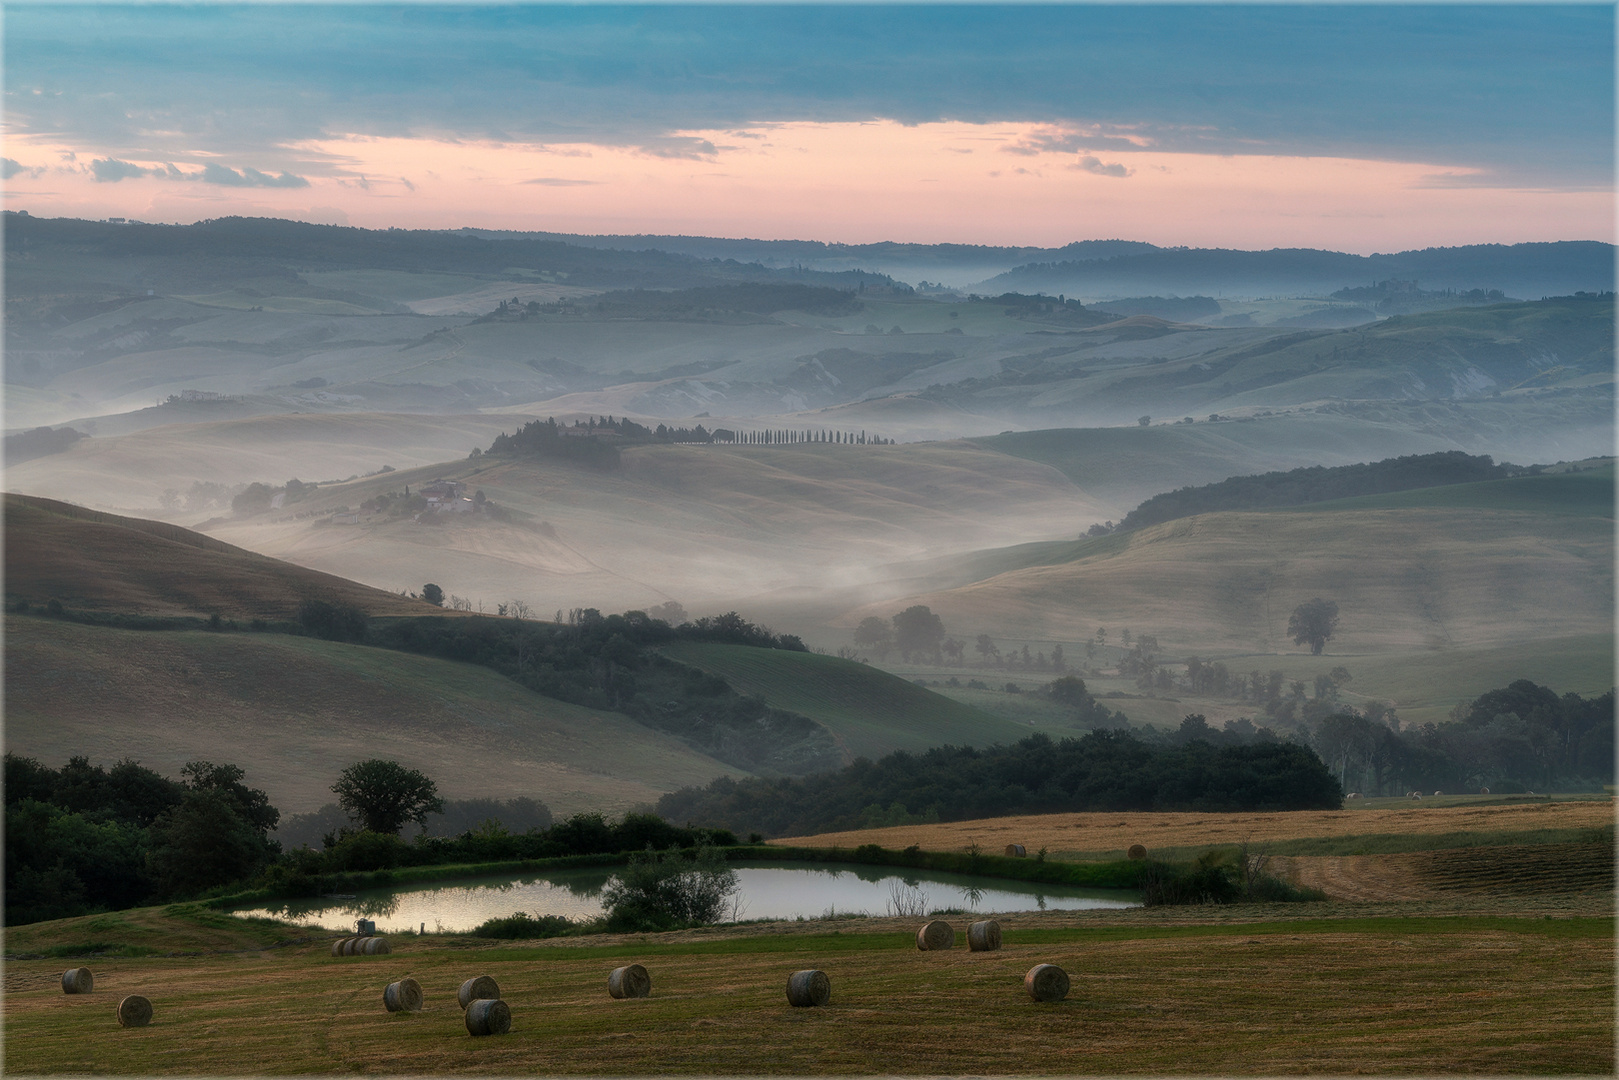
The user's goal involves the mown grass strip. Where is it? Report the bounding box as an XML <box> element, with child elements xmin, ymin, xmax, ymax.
<box><xmin>477</xmin><ymin>914</ymin><xmax>1612</xmax><ymax>963</ymax></box>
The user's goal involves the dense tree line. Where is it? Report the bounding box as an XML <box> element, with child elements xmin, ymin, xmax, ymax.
<box><xmin>3</xmin><ymin>425</ymin><xmax>86</xmax><ymax>465</ymax></box>
<box><xmin>269</xmin><ymin>811</ymin><xmax>736</xmax><ymax>883</ymax></box>
<box><xmin>1116</xmin><ymin>451</ymin><xmax>1513</xmax><ymax>532</ymax></box>
<box><xmin>1305</xmin><ymin>681</ymin><xmax>1612</xmax><ymax>796</ymax></box>
<box><xmin>656</xmin><ymin>731</ymin><xmax>1343</xmax><ymax>838</ymax></box>
<box><xmin>485</xmin><ymin>416</ymin><xmax>891</xmax><ymax>466</ymax></box>
<box><xmin>277</xmin><ymin>796</ymin><xmax>555</xmax><ymax>850</ymax></box>
<box><xmin>4</xmin><ymin>756</ymin><xmax>280</xmax><ymax>925</ymax></box>
<box><xmin>350</xmin><ymin>607</ymin><xmax>838</xmax><ymax>775</ymax></box>
<box><xmin>3</xmin><ymin>750</ymin><xmax>737</xmax><ymax>925</ymax></box>
<box><xmin>485</xmin><ymin>417</ymin><xmax>626</xmax><ymax>468</ymax></box>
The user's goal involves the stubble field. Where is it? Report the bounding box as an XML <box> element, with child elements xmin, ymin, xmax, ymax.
<box><xmin>5</xmin><ymin>910</ymin><xmax>1611</xmax><ymax>1075</ymax></box>
<box><xmin>774</xmin><ymin>800</ymin><xmax>1615</xmax><ymax>859</ymax></box>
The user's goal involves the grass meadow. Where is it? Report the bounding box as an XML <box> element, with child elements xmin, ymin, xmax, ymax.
<box><xmin>6</xmin><ymin>909</ymin><xmax>1611</xmax><ymax>1075</ymax></box>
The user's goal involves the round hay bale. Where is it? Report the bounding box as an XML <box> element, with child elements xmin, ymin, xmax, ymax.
<box><xmin>786</xmin><ymin>969</ymin><xmax>830</xmax><ymax>1008</ymax></box>
<box><xmin>1410</xmin><ymin>792</ymin><xmax>1422</xmax><ymax>801</ymax></box>
<box><xmin>330</xmin><ymin>938</ymin><xmax>352</xmax><ymax>957</ymax></box>
<box><xmin>346</xmin><ymin>937</ymin><xmax>369</xmax><ymax>956</ymax></box>
<box><xmin>1004</xmin><ymin>844</ymin><xmax>1026</xmax><ymax>857</ymax></box>
<box><xmin>384</xmin><ymin>979</ymin><xmax>423</xmax><ymax>1013</ymax></box>
<box><xmin>1480</xmin><ymin>786</ymin><xmax>1490</xmax><ymax>795</ymax></box>
<box><xmin>117</xmin><ymin>995</ymin><xmax>153</xmax><ymax>1028</ymax></box>
<box><xmin>967</xmin><ymin>920</ymin><xmax>1002</xmax><ymax>952</ymax></box>
<box><xmin>457</xmin><ymin>976</ymin><xmax>501</xmax><ymax>1009</ymax></box>
<box><xmin>608</xmin><ymin>964</ymin><xmax>651</xmax><ymax>999</ymax></box>
<box><xmin>916</xmin><ymin>920</ymin><xmax>954</xmax><ymax>951</ymax></box>
<box><xmin>61</xmin><ymin>968</ymin><xmax>93</xmax><ymax>994</ymax></box>
<box><xmin>362</xmin><ymin>937</ymin><xmax>391</xmax><ymax>955</ymax></box>
<box><xmin>1433</xmin><ymin>790</ymin><xmax>1443</xmax><ymax>796</ymax></box>
<box><xmin>1024</xmin><ymin>964</ymin><xmax>1070</xmax><ymax>1003</ymax></box>
<box><xmin>1126</xmin><ymin>844</ymin><xmax>1147</xmax><ymax>860</ymax></box>
<box><xmin>465</xmin><ymin>998</ymin><xmax>510</xmax><ymax>1036</ymax></box>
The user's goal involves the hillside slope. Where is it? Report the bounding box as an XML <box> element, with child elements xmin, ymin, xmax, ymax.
<box><xmin>660</xmin><ymin>641</ymin><xmax>1031</xmax><ymax>761</ymax></box>
<box><xmin>3</xmin><ymin>493</ymin><xmax>437</xmax><ymax>619</ymax></box>
<box><xmin>4</xmin><ymin>616</ymin><xmax>741</xmax><ymax>817</ymax></box>
<box><xmin>844</xmin><ymin>470</ymin><xmax>1614</xmax><ymax>654</ymax></box>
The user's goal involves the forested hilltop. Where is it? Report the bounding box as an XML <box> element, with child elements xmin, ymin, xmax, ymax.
<box><xmin>1113</xmin><ymin>451</ymin><xmax>1514</xmax><ymax>532</ymax></box>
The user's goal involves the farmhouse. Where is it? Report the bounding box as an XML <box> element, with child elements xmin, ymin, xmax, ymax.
<box><xmin>419</xmin><ymin>479</ymin><xmax>475</xmax><ymax>513</ymax></box>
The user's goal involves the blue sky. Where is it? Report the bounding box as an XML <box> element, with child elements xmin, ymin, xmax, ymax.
<box><xmin>4</xmin><ymin>5</ymin><xmax>1612</xmax><ymax>246</ymax></box>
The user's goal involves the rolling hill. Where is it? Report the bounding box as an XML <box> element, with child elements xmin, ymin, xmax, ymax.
<box><xmin>968</xmin><ymin>400</ymin><xmax>1615</xmax><ymax>510</ymax></box>
<box><xmin>10</xmin><ymin>215</ymin><xmax>1611</xmax><ymax>438</ymax></box>
<box><xmin>659</xmin><ymin>642</ymin><xmax>1032</xmax><ymax>761</ymax></box>
<box><xmin>4</xmin><ymin>615</ymin><xmax>741</xmax><ymax>817</ymax></box>
<box><xmin>841</xmin><ymin>468</ymin><xmax>1614</xmax><ymax>655</ymax></box>
<box><xmin>2</xmin><ymin>493</ymin><xmax>435</xmax><ymax>619</ymax></box>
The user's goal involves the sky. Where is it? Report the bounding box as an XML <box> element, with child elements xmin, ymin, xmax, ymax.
<box><xmin>3</xmin><ymin>4</ymin><xmax>1614</xmax><ymax>252</ymax></box>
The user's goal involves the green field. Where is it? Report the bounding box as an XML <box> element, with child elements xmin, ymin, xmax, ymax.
<box><xmin>660</xmin><ymin>642</ymin><xmax>1031</xmax><ymax>760</ymax></box>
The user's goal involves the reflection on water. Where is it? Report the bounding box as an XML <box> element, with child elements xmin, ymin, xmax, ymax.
<box><xmin>232</xmin><ymin>861</ymin><xmax>1138</xmax><ymax>933</ymax></box>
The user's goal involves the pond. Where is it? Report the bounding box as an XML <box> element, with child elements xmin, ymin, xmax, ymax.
<box><xmin>232</xmin><ymin>861</ymin><xmax>1140</xmax><ymax>933</ymax></box>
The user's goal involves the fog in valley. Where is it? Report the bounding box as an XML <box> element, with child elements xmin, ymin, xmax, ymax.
<box><xmin>5</xmin><ymin>215</ymin><xmax>1614</xmax><ymax>815</ymax></box>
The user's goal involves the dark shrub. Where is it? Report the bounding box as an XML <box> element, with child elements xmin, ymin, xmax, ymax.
<box><xmin>473</xmin><ymin>911</ymin><xmax>574</xmax><ymax>939</ymax></box>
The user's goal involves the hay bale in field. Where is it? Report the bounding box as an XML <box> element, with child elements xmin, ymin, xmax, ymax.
<box><xmin>61</xmin><ymin>968</ymin><xmax>93</xmax><ymax>994</ymax></box>
<box><xmin>1433</xmin><ymin>790</ymin><xmax>1443</xmax><ymax>796</ymax></box>
<box><xmin>916</xmin><ymin>919</ymin><xmax>954</xmax><ymax>951</ymax></box>
<box><xmin>1346</xmin><ymin>793</ymin><xmax>1360</xmax><ymax>800</ymax></box>
<box><xmin>1024</xmin><ymin>964</ymin><xmax>1070</xmax><ymax>1002</ymax></box>
<box><xmin>457</xmin><ymin>976</ymin><xmax>501</xmax><ymax>1009</ymax></box>
<box><xmin>117</xmin><ymin>996</ymin><xmax>153</xmax><ymax>1028</ymax></box>
<box><xmin>1410</xmin><ymin>792</ymin><xmax>1422</xmax><ymax>801</ymax></box>
<box><xmin>786</xmin><ymin>969</ymin><xmax>830</xmax><ymax>1007</ymax></box>
<box><xmin>967</xmin><ymin>920</ymin><xmax>1002</xmax><ymax>952</ymax></box>
<box><xmin>330</xmin><ymin>938</ymin><xmax>353</xmax><ymax>957</ymax></box>
<box><xmin>608</xmin><ymin>964</ymin><xmax>651</xmax><ymax>999</ymax></box>
<box><xmin>361</xmin><ymin>937</ymin><xmax>391</xmax><ymax>955</ymax></box>
<box><xmin>384</xmin><ymin>979</ymin><xmax>423</xmax><ymax>1013</ymax></box>
<box><xmin>1127</xmin><ymin>844</ymin><xmax>1147</xmax><ymax>860</ymax></box>
<box><xmin>1480</xmin><ymin>786</ymin><xmax>1490</xmax><ymax>795</ymax></box>
<box><xmin>1004</xmin><ymin>844</ymin><xmax>1026</xmax><ymax>857</ymax></box>
<box><xmin>465</xmin><ymin>998</ymin><xmax>510</xmax><ymax>1036</ymax></box>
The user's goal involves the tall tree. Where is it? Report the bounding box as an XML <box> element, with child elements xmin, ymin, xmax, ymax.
<box><xmin>891</xmin><ymin>605</ymin><xmax>946</xmax><ymax>662</ymax></box>
<box><xmin>332</xmin><ymin>760</ymin><xmax>444</xmax><ymax>835</ymax></box>
<box><xmin>1288</xmin><ymin>598</ymin><xmax>1341</xmax><ymax>655</ymax></box>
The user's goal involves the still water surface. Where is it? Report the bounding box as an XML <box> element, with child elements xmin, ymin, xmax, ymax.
<box><xmin>233</xmin><ymin>862</ymin><xmax>1139</xmax><ymax>933</ymax></box>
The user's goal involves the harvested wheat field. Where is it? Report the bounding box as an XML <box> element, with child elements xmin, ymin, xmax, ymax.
<box><xmin>776</xmin><ymin>799</ymin><xmax>1615</xmax><ymax>859</ymax></box>
<box><xmin>4</xmin><ymin>905</ymin><xmax>1612</xmax><ymax>1075</ymax></box>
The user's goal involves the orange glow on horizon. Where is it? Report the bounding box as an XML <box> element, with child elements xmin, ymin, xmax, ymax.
<box><xmin>3</xmin><ymin>120</ymin><xmax>1610</xmax><ymax>253</ymax></box>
